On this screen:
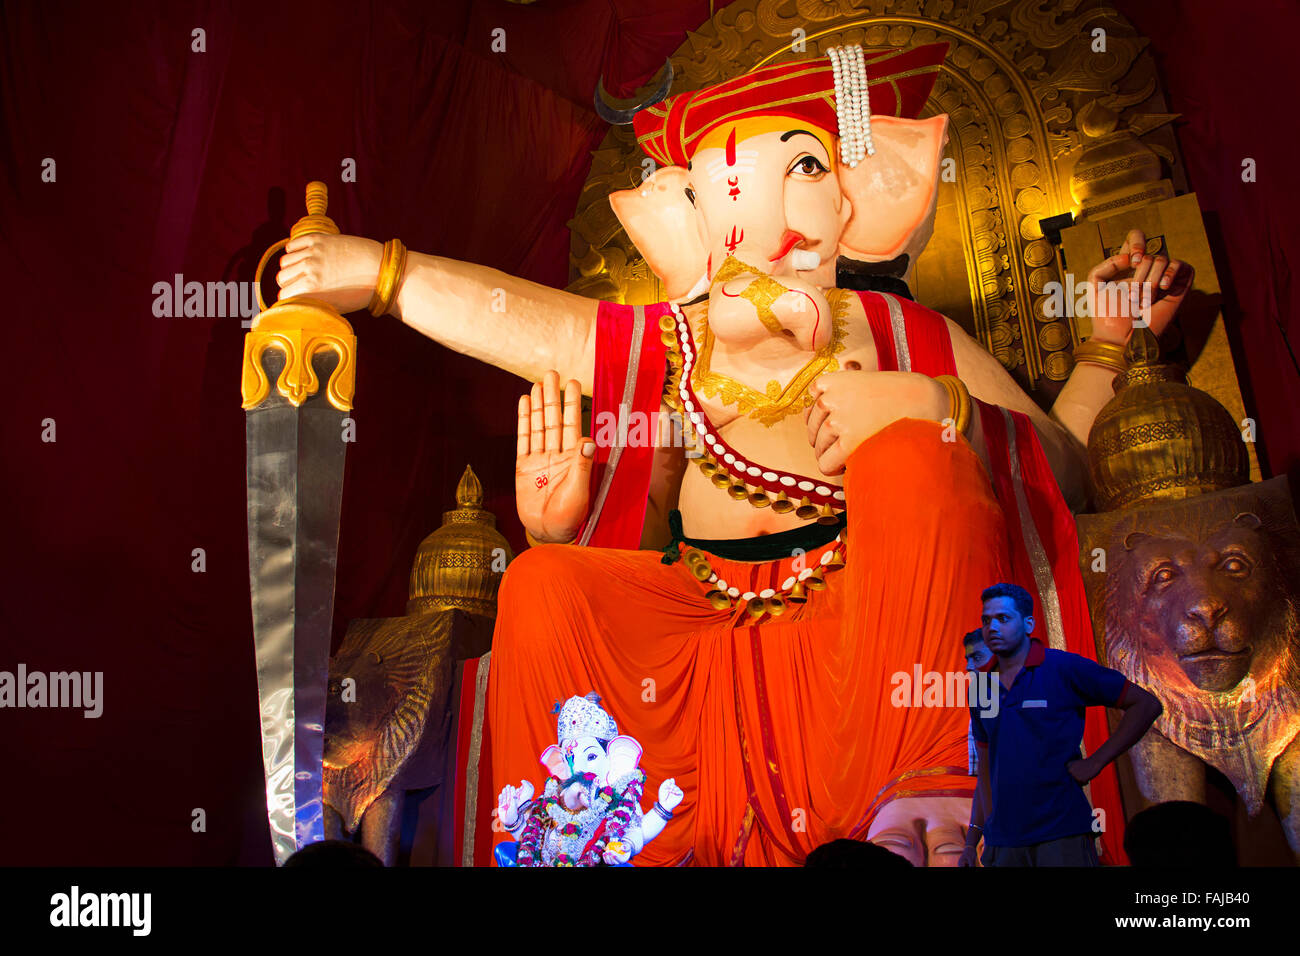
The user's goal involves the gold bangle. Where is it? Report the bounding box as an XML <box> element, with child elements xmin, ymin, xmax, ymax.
<box><xmin>934</xmin><ymin>375</ymin><xmax>971</xmax><ymax>437</ymax></box>
<box><xmin>1072</xmin><ymin>339</ymin><xmax>1128</xmax><ymax>374</ymax></box>
<box><xmin>367</xmin><ymin>239</ymin><xmax>408</xmax><ymax>317</ymax></box>
<box><xmin>524</xmin><ymin>529</ymin><xmax>545</xmax><ymax>549</ymax></box>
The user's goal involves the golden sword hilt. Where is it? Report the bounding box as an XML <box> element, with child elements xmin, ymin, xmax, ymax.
<box><xmin>241</xmin><ymin>181</ymin><xmax>356</xmax><ymax>412</ymax></box>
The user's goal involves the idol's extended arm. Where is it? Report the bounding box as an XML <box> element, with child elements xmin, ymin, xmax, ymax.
<box><xmin>393</xmin><ymin>252</ymin><xmax>599</xmax><ymax>395</ymax></box>
<box><xmin>947</xmin><ymin>229</ymin><xmax>1190</xmax><ymax>513</ymax></box>
<box><xmin>276</xmin><ymin>235</ymin><xmax>600</xmax><ymax>394</ymax></box>
<box><xmin>947</xmin><ymin>320</ymin><xmax>1090</xmax><ymax>512</ymax></box>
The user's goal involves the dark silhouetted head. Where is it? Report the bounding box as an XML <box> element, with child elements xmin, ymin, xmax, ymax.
<box><xmin>1124</xmin><ymin>801</ymin><xmax>1236</xmax><ymax>868</ymax></box>
<box><xmin>805</xmin><ymin>838</ymin><xmax>914</xmax><ymax>868</ymax></box>
<box><xmin>284</xmin><ymin>839</ymin><xmax>385</xmax><ymax>868</ymax></box>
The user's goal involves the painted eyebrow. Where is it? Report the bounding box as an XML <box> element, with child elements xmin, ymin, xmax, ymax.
<box><xmin>780</xmin><ymin>129</ymin><xmax>821</xmax><ymax>143</ymax></box>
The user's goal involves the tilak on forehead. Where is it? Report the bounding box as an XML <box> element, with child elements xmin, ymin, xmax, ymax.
<box><xmin>632</xmin><ymin>42</ymin><xmax>948</xmax><ymax>168</ymax></box>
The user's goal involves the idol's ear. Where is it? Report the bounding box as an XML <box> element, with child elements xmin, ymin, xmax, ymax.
<box><xmin>609</xmin><ymin>165</ymin><xmax>708</xmax><ymax>300</ymax></box>
<box><xmin>605</xmin><ymin>735</ymin><xmax>643</xmax><ymax>781</ymax></box>
<box><xmin>540</xmin><ymin>745</ymin><xmax>568</xmax><ymax>779</ymax></box>
<box><xmin>837</xmin><ymin>115</ymin><xmax>950</xmax><ymax>263</ymax></box>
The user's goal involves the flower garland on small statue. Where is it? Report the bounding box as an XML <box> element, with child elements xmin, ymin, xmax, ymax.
<box><xmin>516</xmin><ymin>769</ymin><xmax>647</xmax><ymax>867</ymax></box>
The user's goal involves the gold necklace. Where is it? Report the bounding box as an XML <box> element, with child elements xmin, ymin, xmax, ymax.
<box><xmin>659</xmin><ymin>295</ymin><xmax>850</xmax><ymax>524</ymax></box>
<box><xmin>689</xmin><ymin>286</ymin><xmax>851</xmax><ymax>428</ymax></box>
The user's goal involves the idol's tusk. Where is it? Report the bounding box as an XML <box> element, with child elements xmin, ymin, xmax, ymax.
<box><xmin>678</xmin><ymin>272</ymin><xmax>710</xmax><ymax>303</ymax></box>
<box><xmin>791</xmin><ymin>249</ymin><xmax>821</xmax><ymax>272</ymax></box>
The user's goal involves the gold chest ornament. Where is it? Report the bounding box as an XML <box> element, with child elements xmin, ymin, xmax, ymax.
<box><xmin>662</xmin><ymin>287</ymin><xmax>852</xmax><ymax>524</ymax></box>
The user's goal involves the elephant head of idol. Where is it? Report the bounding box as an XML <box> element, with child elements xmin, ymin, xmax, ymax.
<box><xmin>599</xmin><ymin>44</ymin><xmax>950</xmax><ymax>354</ymax></box>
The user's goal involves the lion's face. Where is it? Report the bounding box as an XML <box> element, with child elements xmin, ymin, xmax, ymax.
<box><xmin>1118</xmin><ymin>515</ymin><xmax>1285</xmax><ymax>693</ymax></box>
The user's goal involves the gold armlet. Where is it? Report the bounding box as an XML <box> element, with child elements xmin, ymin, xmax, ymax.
<box><xmin>525</xmin><ymin>529</ymin><xmax>578</xmax><ymax>548</ymax></box>
<box><xmin>367</xmin><ymin>239</ymin><xmax>408</xmax><ymax>317</ymax></box>
<box><xmin>934</xmin><ymin>375</ymin><xmax>972</xmax><ymax>437</ymax></box>
<box><xmin>1072</xmin><ymin>339</ymin><xmax>1128</xmax><ymax>374</ymax></box>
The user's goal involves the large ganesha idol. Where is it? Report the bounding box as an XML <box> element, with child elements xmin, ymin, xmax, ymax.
<box><xmin>495</xmin><ymin>693</ymin><xmax>683</xmax><ymax>866</ymax></box>
<box><xmin>279</xmin><ymin>42</ymin><xmax>1195</xmax><ymax>865</ymax></box>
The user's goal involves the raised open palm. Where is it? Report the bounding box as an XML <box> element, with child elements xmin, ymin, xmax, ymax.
<box><xmin>516</xmin><ymin>370</ymin><xmax>595</xmax><ymax>544</ymax></box>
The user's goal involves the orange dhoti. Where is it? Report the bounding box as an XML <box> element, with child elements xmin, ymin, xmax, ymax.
<box><xmin>485</xmin><ymin>418</ymin><xmax>1013</xmax><ymax>865</ymax></box>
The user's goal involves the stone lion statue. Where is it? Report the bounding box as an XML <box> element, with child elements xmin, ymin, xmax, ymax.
<box><xmin>1093</xmin><ymin>480</ymin><xmax>1300</xmax><ymax>860</ymax></box>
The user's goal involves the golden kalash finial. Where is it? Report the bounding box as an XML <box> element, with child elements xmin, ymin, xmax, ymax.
<box><xmin>1069</xmin><ymin>100</ymin><xmax>1169</xmax><ymax>219</ymax></box>
<box><xmin>407</xmin><ymin>465</ymin><xmax>515</xmax><ymax>619</ymax></box>
<box><xmin>1087</xmin><ymin>327</ymin><xmax>1250</xmax><ymax>511</ymax></box>
<box><xmin>240</xmin><ymin>181</ymin><xmax>357</xmax><ymax>411</ymax></box>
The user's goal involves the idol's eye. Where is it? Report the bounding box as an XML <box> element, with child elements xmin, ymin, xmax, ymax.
<box><xmin>684</xmin><ymin>187</ymin><xmax>696</xmax><ymax>206</ymax></box>
<box><xmin>789</xmin><ymin>154</ymin><xmax>829</xmax><ymax>178</ymax></box>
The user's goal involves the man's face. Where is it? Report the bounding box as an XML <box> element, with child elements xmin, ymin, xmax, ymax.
<box><xmin>981</xmin><ymin>597</ymin><xmax>1032</xmax><ymax>656</ymax></box>
<box><xmin>964</xmin><ymin>639</ymin><xmax>993</xmax><ymax>672</ymax></box>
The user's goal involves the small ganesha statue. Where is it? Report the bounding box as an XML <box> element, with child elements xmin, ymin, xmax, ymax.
<box><xmin>495</xmin><ymin>692</ymin><xmax>684</xmax><ymax>866</ymax></box>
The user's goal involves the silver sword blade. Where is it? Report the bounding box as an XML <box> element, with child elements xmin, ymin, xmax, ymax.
<box><xmin>245</xmin><ymin>348</ymin><xmax>347</xmax><ymax>864</ymax></box>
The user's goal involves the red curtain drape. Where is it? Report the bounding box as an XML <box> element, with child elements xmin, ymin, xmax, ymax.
<box><xmin>1</xmin><ymin>0</ymin><xmax>1295</xmax><ymax>864</ymax></box>
<box><xmin>0</xmin><ymin>0</ymin><xmax>733</xmax><ymax>865</ymax></box>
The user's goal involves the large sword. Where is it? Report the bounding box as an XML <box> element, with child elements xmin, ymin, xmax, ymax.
<box><xmin>240</xmin><ymin>182</ymin><xmax>356</xmax><ymax>864</ymax></box>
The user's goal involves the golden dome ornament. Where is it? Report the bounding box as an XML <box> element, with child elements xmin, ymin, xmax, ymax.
<box><xmin>407</xmin><ymin>464</ymin><xmax>514</xmax><ymax>619</ymax></box>
<box><xmin>1068</xmin><ymin>100</ymin><xmax>1171</xmax><ymax>219</ymax></box>
<box><xmin>1087</xmin><ymin>327</ymin><xmax>1250</xmax><ymax>512</ymax></box>
<box><xmin>771</xmin><ymin>490</ymin><xmax>794</xmax><ymax>515</ymax></box>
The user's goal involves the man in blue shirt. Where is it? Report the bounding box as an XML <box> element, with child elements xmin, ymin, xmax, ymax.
<box><xmin>959</xmin><ymin>582</ymin><xmax>1161</xmax><ymax>867</ymax></box>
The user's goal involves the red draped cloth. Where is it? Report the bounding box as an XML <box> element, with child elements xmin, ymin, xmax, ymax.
<box><xmin>456</xmin><ymin>291</ymin><xmax>1127</xmax><ymax>865</ymax></box>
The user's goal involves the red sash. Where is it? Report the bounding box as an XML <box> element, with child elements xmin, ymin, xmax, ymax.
<box><xmin>571</xmin><ymin>301</ymin><xmax>674</xmax><ymax>548</ymax></box>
